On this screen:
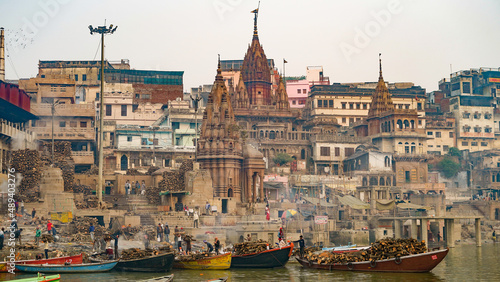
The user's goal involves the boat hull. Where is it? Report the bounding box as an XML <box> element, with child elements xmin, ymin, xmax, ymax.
<box><xmin>231</xmin><ymin>243</ymin><xmax>294</xmax><ymax>268</ymax></box>
<box><xmin>0</xmin><ymin>254</ymin><xmax>83</xmax><ymax>272</ymax></box>
<box><xmin>9</xmin><ymin>274</ymin><xmax>61</xmax><ymax>282</ymax></box>
<box><xmin>115</xmin><ymin>252</ymin><xmax>175</xmax><ymax>272</ymax></box>
<box><xmin>173</xmin><ymin>253</ymin><xmax>231</xmax><ymax>270</ymax></box>
<box><xmin>140</xmin><ymin>274</ymin><xmax>174</xmax><ymax>282</ymax></box>
<box><xmin>15</xmin><ymin>261</ymin><xmax>118</xmax><ymax>273</ymax></box>
<box><xmin>296</xmin><ymin>248</ymin><xmax>449</xmax><ymax>273</ymax></box>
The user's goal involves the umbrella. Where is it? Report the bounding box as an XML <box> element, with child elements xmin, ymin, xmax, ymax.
<box><xmin>281</xmin><ymin>209</ymin><xmax>298</xmax><ymax>219</ymax></box>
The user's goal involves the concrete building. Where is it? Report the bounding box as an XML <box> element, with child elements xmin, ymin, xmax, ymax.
<box><xmin>425</xmin><ymin>114</ymin><xmax>456</xmax><ymax>155</ymax></box>
<box><xmin>438</xmin><ymin>68</ymin><xmax>500</xmax><ymax>98</ymax></box>
<box><xmin>286</xmin><ymin>66</ymin><xmax>330</xmax><ymax>108</ymax></box>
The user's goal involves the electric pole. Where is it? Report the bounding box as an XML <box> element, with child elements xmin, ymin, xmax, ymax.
<box><xmin>89</xmin><ymin>24</ymin><xmax>117</xmax><ymax>206</ymax></box>
<box><xmin>51</xmin><ymin>100</ymin><xmax>62</xmax><ymax>165</ymax></box>
<box><xmin>191</xmin><ymin>93</ymin><xmax>202</xmax><ymax>161</ymax></box>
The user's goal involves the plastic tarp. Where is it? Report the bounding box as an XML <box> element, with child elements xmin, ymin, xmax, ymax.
<box><xmin>302</xmin><ymin>196</ymin><xmax>336</xmax><ymax>208</ymax></box>
<box><xmin>336</xmin><ymin>195</ymin><xmax>370</xmax><ymax>210</ymax></box>
<box><xmin>376</xmin><ymin>199</ymin><xmax>395</xmax><ymax>210</ymax></box>
<box><xmin>397</xmin><ymin>202</ymin><xmax>431</xmax><ymax>210</ymax></box>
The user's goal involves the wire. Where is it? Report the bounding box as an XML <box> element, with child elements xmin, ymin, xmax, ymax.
<box><xmin>4</xmin><ymin>45</ymin><xmax>20</xmax><ymax>80</ymax></box>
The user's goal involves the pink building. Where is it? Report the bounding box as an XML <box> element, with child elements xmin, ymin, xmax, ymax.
<box><xmin>286</xmin><ymin>66</ymin><xmax>329</xmax><ymax>108</ymax></box>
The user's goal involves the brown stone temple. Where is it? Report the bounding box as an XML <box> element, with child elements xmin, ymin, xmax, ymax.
<box><xmin>197</xmin><ymin>57</ymin><xmax>265</xmax><ymax>203</ymax></box>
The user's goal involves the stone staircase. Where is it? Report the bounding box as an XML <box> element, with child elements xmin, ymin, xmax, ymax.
<box><xmin>127</xmin><ymin>195</ymin><xmax>158</xmax><ymax>214</ymax></box>
<box><xmin>140</xmin><ymin>214</ymin><xmax>155</xmax><ymax>226</ymax></box>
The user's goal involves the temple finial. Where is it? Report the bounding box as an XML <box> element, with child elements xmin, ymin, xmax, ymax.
<box><xmin>251</xmin><ymin>2</ymin><xmax>260</xmax><ymax>38</ymax></box>
<box><xmin>379</xmin><ymin>53</ymin><xmax>383</xmax><ymax>79</ymax></box>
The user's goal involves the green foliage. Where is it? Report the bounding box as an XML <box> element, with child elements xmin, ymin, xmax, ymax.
<box><xmin>438</xmin><ymin>156</ymin><xmax>461</xmax><ymax>178</ymax></box>
<box><xmin>273</xmin><ymin>153</ymin><xmax>294</xmax><ymax>166</ymax></box>
<box><xmin>447</xmin><ymin>147</ymin><xmax>461</xmax><ymax>157</ymax></box>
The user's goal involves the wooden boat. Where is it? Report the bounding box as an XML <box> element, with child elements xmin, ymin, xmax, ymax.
<box><xmin>114</xmin><ymin>252</ymin><xmax>175</xmax><ymax>272</ymax></box>
<box><xmin>0</xmin><ymin>254</ymin><xmax>83</xmax><ymax>272</ymax></box>
<box><xmin>322</xmin><ymin>244</ymin><xmax>357</xmax><ymax>251</ymax></box>
<box><xmin>296</xmin><ymin>248</ymin><xmax>449</xmax><ymax>273</ymax></box>
<box><xmin>205</xmin><ymin>277</ymin><xmax>228</xmax><ymax>282</ymax></box>
<box><xmin>140</xmin><ymin>274</ymin><xmax>174</xmax><ymax>282</ymax></box>
<box><xmin>8</xmin><ymin>273</ymin><xmax>61</xmax><ymax>282</ymax></box>
<box><xmin>231</xmin><ymin>242</ymin><xmax>294</xmax><ymax>268</ymax></box>
<box><xmin>173</xmin><ymin>253</ymin><xmax>231</xmax><ymax>270</ymax></box>
<box><xmin>15</xmin><ymin>261</ymin><xmax>118</xmax><ymax>273</ymax></box>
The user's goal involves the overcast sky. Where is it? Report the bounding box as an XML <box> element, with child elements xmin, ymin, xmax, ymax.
<box><xmin>2</xmin><ymin>0</ymin><xmax>500</xmax><ymax>93</ymax></box>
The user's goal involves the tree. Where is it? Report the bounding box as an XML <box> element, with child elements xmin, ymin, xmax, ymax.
<box><xmin>273</xmin><ymin>153</ymin><xmax>293</xmax><ymax>166</ymax></box>
<box><xmin>438</xmin><ymin>156</ymin><xmax>461</xmax><ymax>178</ymax></box>
<box><xmin>447</xmin><ymin>147</ymin><xmax>461</xmax><ymax>157</ymax></box>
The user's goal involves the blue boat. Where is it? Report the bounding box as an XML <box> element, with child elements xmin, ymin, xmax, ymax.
<box><xmin>15</xmin><ymin>261</ymin><xmax>118</xmax><ymax>273</ymax></box>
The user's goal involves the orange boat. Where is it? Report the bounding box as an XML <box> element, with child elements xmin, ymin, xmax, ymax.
<box><xmin>0</xmin><ymin>253</ymin><xmax>83</xmax><ymax>272</ymax></box>
<box><xmin>173</xmin><ymin>253</ymin><xmax>231</xmax><ymax>270</ymax></box>
<box><xmin>296</xmin><ymin>248</ymin><xmax>449</xmax><ymax>273</ymax></box>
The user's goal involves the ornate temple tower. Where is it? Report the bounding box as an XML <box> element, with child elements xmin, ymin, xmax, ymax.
<box><xmin>241</xmin><ymin>10</ymin><xmax>272</xmax><ymax>106</ymax></box>
<box><xmin>197</xmin><ymin>58</ymin><xmax>244</xmax><ymax>199</ymax></box>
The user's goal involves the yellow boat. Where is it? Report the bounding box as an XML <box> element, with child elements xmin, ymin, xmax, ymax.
<box><xmin>173</xmin><ymin>253</ymin><xmax>231</xmax><ymax>270</ymax></box>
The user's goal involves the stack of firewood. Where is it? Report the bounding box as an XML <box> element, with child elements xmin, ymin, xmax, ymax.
<box><xmin>11</xmin><ymin>149</ymin><xmax>41</xmax><ymax>202</ymax></box>
<box><xmin>146</xmin><ymin>166</ymin><xmax>160</xmax><ymax>175</ymax></box>
<box><xmin>40</xmin><ymin>141</ymin><xmax>75</xmax><ymax>192</ymax></box>
<box><xmin>120</xmin><ymin>248</ymin><xmax>156</xmax><ymax>260</ymax></box>
<box><xmin>41</xmin><ymin>234</ymin><xmax>54</xmax><ymax>243</ymax></box>
<box><xmin>233</xmin><ymin>240</ymin><xmax>270</xmax><ymax>255</ymax></box>
<box><xmin>73</xmin><ymin>184</ymin><xmax>92</xmax><ymax>195</ymax></box>
<box><xmin>126</xmin><ymin>168</ymin><xmax>143</xmax><ymax>175</ymax></box>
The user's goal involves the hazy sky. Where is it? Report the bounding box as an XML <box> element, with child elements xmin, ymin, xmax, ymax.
<box><xmin>1</xmin><ymin>0</ymin><xmax>500</xmax><ymax>93</ymax></box>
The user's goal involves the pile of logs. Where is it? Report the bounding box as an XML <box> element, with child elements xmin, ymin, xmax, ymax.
<box><xmin>11</xmin><ymin>149</ymin><xmax>41</xmax><ymax>202</ymax></box>
<box><xmin>126</xmin><ymin>168</ymin><xmax>143</xmax><ymax>175</ymax></box>
<box><xmin>41</xmin><ymin>234</ymin><xmax>54</xmax><ymax>243</ymax></box>
<box><xmin>70</xmin><ymin>216</ymin><xmax>106</xmax><ymax>234</ymax></box>
<box><xmin>40</xmin><ymin>141</ymin><xmax>75</xmax><ymax>192</ymax></box>
<box><xmin>69</xmin><ymin>233</ymin><xmax>90</xmax><ymax>242</ymax></box>
<box><xmin>233</xmin><ymin>240</ymin><xmax>270</xmax><ymax>255</ymax></box>
<box><xmin>176</xmin><ymin>252</ymin><xmax>215</xmax><ymax>261</ymax></box>
<box><xmin>17</xmin><ymin>243</ymin><xmax>38</xmax><ymax>250</ymax></box>
<box><xmin>120</xmin><ymin>248</ymin><xmax>156</xmax><ymax>260</ymax></box>
<box><xmin>151</xmin><ymin>160</ymin><xmax>194</xmax><ymax>205</ymax></box>
<box><xmin>75</xmin><ymin>196</ymin><xmax>98</xmax><ymax>209</ymax></box>
<box><xmin>84</xmin><ymin>165</ymin><xmax>99</xmax><ymax>175</ymax></box>
<box><xmin>146</xmin><ymin>166</ymin><xmax>160</xmax><ymax>175</ymax></box>
<box><xmin>293</xmin><ymin>246</ymin><xmax>320</xmax><ymax>256</ymax></box>
<box><xmin>304</xmin><ymin>238</ymin><xmax>427</xmax><ymax>264</ymax></box>
<box><xmin>73</xmin><ymin>184</ymin><xmax>92</xmax><ymax>195</ymax></box>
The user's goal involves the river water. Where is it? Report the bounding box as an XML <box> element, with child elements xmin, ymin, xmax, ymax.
<box><xmin>1</xmin><ymin>243</ymin><xmax>498</xmax><ymax>281</ymax></box>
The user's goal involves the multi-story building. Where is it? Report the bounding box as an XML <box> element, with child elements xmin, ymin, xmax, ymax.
<box><xmin>449</xmin><ymin>96</ymin><xmax>494</xmax><ymax>152</ymax></box>
<box><xmin>438</xmin><ymin>68</ymin><xmax>500</xmax><ymax>98</ymax></box>
<box><xmin>310</xmin><ymin>134</ymin><xmax>362</xmax><ymax>175</ymax></box>
<box><xmin>425</xmin><ymin>114</ymin><xmax>456</xmax><ymax>155</ymax></box>
<box><xmin>286</xmin><ymin>66</ymin><xmax>330</xmax><ymax>108</ymax></box>
<box><xmin>307</xmin><ymin>82</ymin><xmax>426</xmax><ymax>127</ymax></box>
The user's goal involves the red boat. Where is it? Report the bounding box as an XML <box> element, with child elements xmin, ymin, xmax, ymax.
<box><xmin>0</xmin><ymin>253</ymin><xmax>83</xmax><ymax>272</ymax></box>
<box><xmin>296</xmin><ymin>248</ymin><xmax>448</xmax><ymax>273</ymax></box>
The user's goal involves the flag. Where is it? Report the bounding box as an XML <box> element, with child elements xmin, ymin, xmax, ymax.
<box><xmin>284</xmin><ymin>59</ymin><xmax>288</xmax><ymax>64</ymax></box>
<box><xmin>251</xmin><ymin>8</ymin><xmax>258</xmax><ymax>13</ymax></box>
<box><xmin>415</xmin><ymin>95</ymin><xmax>419</xmax><ymax>101</ymax></box>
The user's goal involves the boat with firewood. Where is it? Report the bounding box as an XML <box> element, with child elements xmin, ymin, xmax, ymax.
<box><xmin>173</xmin><ymin>253</ymin><xmax>231</xmax><ymax>270</ymax></box>
<box><xmin>114</xmin><ymin>252</ymin><xmax>175</xmax><ymax>272</ymax></box>
<box><xmin>230</xmin><ymin>242</ymin><xmax>294</xmax><ymax>268</ymax></box>
<box><xmin>0</xmin><ymin>253</ymin><xmax>83</xmax><ymax>272</ymax></box>
<box><xmin>296</xmin><ymin>248</ymin><xmax>449</xmax><ymax>273</ymax></box>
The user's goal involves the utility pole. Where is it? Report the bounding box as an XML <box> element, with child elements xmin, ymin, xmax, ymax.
<box><xmin>89</xmin><ymin>24</ymin><xmax>117</xmax><ymax>206</ymax></box>
<box><xmin>51</xmin><ymin>100</ymin><xmax>62</xmax><ymax>165</ymax></box>
<box><xmin>191</xmin><ymin>93</ymin><xmax>202</xmax><ymax>161</ymax></box>
<box><xmin>152</xmin><ymin>126</ymin><xmax>159</xmax><ymax>166</ymax></box>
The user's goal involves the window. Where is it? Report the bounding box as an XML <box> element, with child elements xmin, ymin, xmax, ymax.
<box><xmin>463</xmin><ymin>126</ymin><xmax>471</xmax><ymax>133</ymax></box>
<box><xmin>127</xmin><ymin>136</ymin><xmax>132</xmax><ymax>142</ymax></box>
<box><xmin>317</xmin><ymin>100</ymin><xmax>323</xmax><ymax>108</ymax></box>
<box><xmin>70</xmin><ymin>121</ymin><xmax>77</xmax><ymax>127</ymax></box>
<box><xmin>485</xmin><ymin>127</ymin><xmax>492</xmax><ymax>133</ymax></box>
<box><xmin>474</xmin><ymin>127</ymin><xmax>482</xmax><ymax>133</ymax></box>
<box><xmin>435</xmin><ymin>132</ymin><xmax>441</xmax><ymax>138</ymax></box>
<box><xmin>462</xmin><ymin>141</ymin><xmax>468</xmax><ymax>146</ymax></box>
<box><xmin>303</xmin><ymin>89</ymin><xmax>307</xmax><ymax>94</ymax></box>
<box><xmin>121</xmin><ymin>105</ymin><xmax>127</xmax><ymax>116</ymax></box>
<box><xmin>59</xmin><ymin>121</ymin><xmax>66</xmax><ymax>127</ymax></box>
<box><xmin>320</xmin><ymin>147</ymin><xmax>330</xmax><ymax>156</ymax></box>
<box><xmin>299</xmin><ymin>100</ymin><xmax>306</xmax><ymax>105</ymax></box>
<box><xmin>153</xmin><ymin>138</ymin><xmax>159</xmax><ymax>145</ymax></box>
<box><xmin>443</xmin><ymin>145</ymin><xmax>449</xmax><ymax>152</ymax></box>
<box><xmin>356</xmin><ymin>103</ymin><xmax>361</xmax><ymax>109</ymax></box>
<box><xmin>485</xmin><ymin>113</ymin><xmax>492</xmax><ymax>119</ymax></box>
<box><xmin>428</xmin><ymin>145</ymin><xmax>434</xmax><ymax>148</ymax></box>
<box><xmin>335</xmin><ymin>147</ymin><xmax>340</xmax><ymax>156</ymax></box>
<box><xmin>297</xmin><ymin>89</ymin><xmax>301</xmax><ymax>94</ymax></box>
<box><xmin>135</xmin><ymin>94</ymin><xmax>140</xmax><ymax>99</ymax></box>
<box><xmin>82</xmin><ymin>74</ymin><xmax>87</xmax><ymax>81</ymax></box>
<box><xmin>345</xmin><ymin>148</ymin><xmax>354</xmax><ymax>157</ymax></box>
<box><xmin>50</xmin><ymin>87</ymin><xmax>57</xmax><ymax>92</ymax></box>
<box><xmin>474</xmin><ymin>112</ymin><xmax>481</xmax><ymax>119</ymax></box>
<box><xmin>132</xmin><ymin>104</ymin><xmax>139</xmax><ymax>112</ymax></box>
<box><xmin>329</xmin><ymin>100</ymin><xmax>333</xmax><ymax>108</ymax></box>
<box><xmin>172</xmin><ymin>122</ymin><xmax>180</xmax><ymax>130</ymax></box>
<box><xmin>471</xmin><ymin>142</ymin><xmax>478</xmax><ymax>146</ymax></box>
<box><xmin>106</xmin><ymin>105</ymin><xmax>112</xmax><ymax>116</ymax></box>
<box><xmin>74</xmin><ymin>74</ymin><xmax>78</xmax><ymax>81</ymax></box>
<box><xmin>463</xmin><ymin>112</ymin><xmax>470</xmax><ymax>118</ymax></box>
<box><xmin>427</xmin><ymin>131</ymin><xmax>433</xmax><ymax>136</ymax></box>
<box><xmin>80</xmin><ymin>121</ymin><xmax>87</xmax><ymax>128</ymax></box>
<box><xmin>349</xmin><ymin>103</ymin><xmax>354</xmax><ymax>109</ymax></box>
<box><xmin>463</xmin><ymin>82</ymin><xmax>471</xmax><ymax>94</ymax></box>
<box><xmin>363</xmin><ymin>103</ymin><xmax>368</xmax><ymax>109</ymax></box>
<box><xmin>60</xmin><ymin>87</ymin><xmax>66</xmax><ymax>92</ymax></box>
<box><xmin>341</xmin><ymin>103</ymin><xmax>346</xmax><ymax>109</ymax></box>
<box><xmin>417</xmin><ymin>103</ymin><xmax>422</xmax><ymax>110</ymax></box>
<box><xmin>481</xmin><ymin>142</ymin><xmax>488</xmax><ymax>147</ymax></box>
<box><xmin>292</xmin><ymin>100</ymin><xmax>296</xmax><ymax>105</ymax></box>
<box><xmin>342</xmin><ymin>117</ymin><xmax>346</xmax><ymax>123</ymax></box>
<box><xmin>190</xmin><ymin>123</ymin><xmax>196</xmax><ymax>129</ymax></box>
<box><xmin>405</xmin><ymin>104</ymin><xmax>410</xmax><ymax>109</ymax></box>
<box><xmin>349</xmin><ymin>118</ymin><xmax>354</xmax><ymax>124</ymax></box>
<box><xmin>141</xmin><ymin>94</ymin><xmax>151</xmax><ymax>99</ymax></box>
<box><xmin>449</xmin><ymin>132</ymin><xmax>454</xmax><ymax>138</ymax></box>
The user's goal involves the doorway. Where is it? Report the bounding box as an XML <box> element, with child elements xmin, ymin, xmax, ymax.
<box><xmin>221</xmin><ymin>199</ymin><xmax>228</xmax><ymax>214</ymax></box>
<box><xmin>120</xmin><ymin>155</ymin><xmax>128</xmax><ymax>170</ymax></box>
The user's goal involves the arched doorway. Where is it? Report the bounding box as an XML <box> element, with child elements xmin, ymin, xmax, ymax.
<box><xmin>120</xmin><ymin>155</ymin><xmax>128</xmax><ymax>170</ymax></box>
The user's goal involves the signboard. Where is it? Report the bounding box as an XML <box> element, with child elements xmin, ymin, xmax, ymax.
<box><xmin>50</xmin><ymin>211</ymin><xmax>73</xmax><ymax>223</ymax></box>
<box><xmin>489</xmin><ymin>78</ymin><xmax>500</xmax><ymax>83</ymax></box>
<box><xmin>314</xmin><ymin>215</ymin><xmax>328</xmax><ymax>225</ymax></box>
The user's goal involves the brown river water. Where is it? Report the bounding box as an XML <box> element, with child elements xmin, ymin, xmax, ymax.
<box><xmin>1</xmin><ymin>243</ymin><xmax>498</xmax><ymax>281</ymax></box>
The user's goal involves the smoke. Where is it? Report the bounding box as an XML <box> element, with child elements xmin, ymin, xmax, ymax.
<box><xmin>10</xmin><ymin>131</ymin><xmax>36</xmax><ymax>151</ymax></box>
<box><xmin>0</xmin><ymin>172</ymin><xmax>23</xmax><ymax>193</ymax></box>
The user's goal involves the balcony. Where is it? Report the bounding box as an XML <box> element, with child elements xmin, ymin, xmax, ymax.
<box><xmin>33</xmin><ymin>127</ymin><xmax>95</xmax><ymax>141</ymax></box>
<box><xmin>31</xmin><ymin>103</ymin><xmax>95</xmax><ymax>117</ymax></box>
<box><xmin>71</xmin><ymin>151</ymin><xmax>94</xmax><ymax>165</ymax></box>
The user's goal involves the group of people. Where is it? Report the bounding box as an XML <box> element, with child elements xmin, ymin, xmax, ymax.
<box><xmin>156</xmin><ymin>223</ymin><xmax>171</xmax><ymax>242</ymax></box>
<box><xmin>124</xmin><ymin>180</ymin><xmax>146</xmax><ymax>195</ymax></box>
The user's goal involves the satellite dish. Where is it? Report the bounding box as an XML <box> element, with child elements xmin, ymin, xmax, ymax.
<box><xmin>324</xmin><ymin>167</ymin><xmax>330</xmax><ymax>173</ymax></box>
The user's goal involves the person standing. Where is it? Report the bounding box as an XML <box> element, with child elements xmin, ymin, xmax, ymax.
<box><xmin>157</xmin><ymin>223</ymin><xmax>163</xmax><ymax>242</ymax></box>
<box><xmin>144</xmin><ymin>233</ymin><xmax>150</xmax><ymax>249</ymax></box>
<box><xmin>114</xmin><ymin>235</ymin><xmax>119</xmax><ymax>259</ymax></box>
<box><xmin>35</xmin><ymin>227</ymin><xmax>41</xmax><ymax>245</ymax></box>
<box><xmin>437</xmin><ymin>231</ymin><xmax>442</xmax><ymax>243</ymax></box>
<box><xmin>0</xmin><ymin>227</ymin><xmax>4</xmax><ymax>250</ymax></box>
<box><xmin>177</xmin><ymin>233</ymin><xmax>182</xmax><ymax>252</ymax></box>
<box><xmin>214</xmin><ymin>237</ymin><xmax>221</xmax><ymax>255</ymax></box>
<box><xmin>493</xmin><ymin>230</ymin><xmax>496</xmax><ymax>243</ymax></box>
<box><xmin>294</xmin><ymin>235</ymin><xmax>305</xmax><ymax>258</ymax></box>
<box><xmin>15</xmin><ymin>228</ymin><xmax>23</xmax><ymax>245</ymax></box>
<box><xmin>193</xmin><ymin>211</ymin><xmax>199</xmax><ymax>228</ymax></box>
<box><xmin>164</xmin><ymin>225</ymin><xmax>170</xmax><ymax>243</ymax></box>
<box><xmin>20</xmin><ymin>201</ymin><xmax>25</xmax><ymax>215</ymax></box>
<box><xmin>141</xmin><ymin>181</ymin><xmax>146</xmax><ymax>195</ymax></box>
<box><xmin>15</xmin><ymin>201</ymin><xmax>19</xmax><ymax>214</ymax></box>
<box><xmin>32</xmin><ymin>208</ymin><xmax>36</xmax><ymax>219</ymax></box>
<box><xmin>89</xmin><ymin>224</ymin><xmax>95</xmax><ymax>241</ymax></box>
<box><xmin>125</xmin><ymin>180</ymin><xmax>130</xmax><ymax>195</ymax></box>
<box><xmin>47</xmin><ymin>220</ymin><xmax>53</xmax><ymax>234</ymax></box>
<box><xmin>265</xmin><ymin>205</ymin><xmax>270</xmax><ymax>221</ymax></box>
<box><xmin>44</xmin><ymin>240</ymin><xmax>50</xmax><ymax>259</ymax></box>
<box><xmin>184</xmin><ymin>235</ymin><xmax>195</xmax><ymax>255</ymax></box>
<box><xmin>245</xmin><ymin>234</ymin><xmax>252</xmax><ymax>242</ymax></box>
<box><xmin>278</xmin><ymin>227</ymin><xmax>284</xmax><ymax>242</ymax></box>
<box><xmin>135</xmin><ymin>181</ymin><xmax>140</xmax><ymax>194</ymax></box>
<box><xmin>205</xmin><ymin>201</ymin><xmax>211</xmax><ymax>215</ymax></box>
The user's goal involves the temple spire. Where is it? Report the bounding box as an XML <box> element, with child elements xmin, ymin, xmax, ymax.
<box><xmin>379</xmin><ymin>53</ymin><xmax>383</xmax><ymax>80</ymax></box>
<box><xmin>215</xmin><ymin>54</ymin><xmax>223</xmax><ymax>83</ymax></box>
<box><xmin>251</xmin><ymin>2</ymin><xmax>260</xmax><ymax>38</ymax></box>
